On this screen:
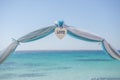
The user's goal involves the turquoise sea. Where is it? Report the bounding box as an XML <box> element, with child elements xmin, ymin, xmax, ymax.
<box><xmin>0</xmin><ymin>50</ymin><xmax>120</xmax><ymax>80</ymax></box>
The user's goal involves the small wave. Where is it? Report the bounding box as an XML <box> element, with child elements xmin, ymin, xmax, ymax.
<box><xmin>3</xmin><ymin>61</ymin><xmax>17</xmax><ymax>65</ymax></box>
<box><xmin>18</xmin><ymin>73</ymin><xmax>47</xmax><ymax>77</ymax></box>
<box><xmin>43</xmin><ymin>66</ymin><xmax>72</xmax><ymax>71</ymax></box>
<box><xmin>23</xmin><ymin>63</ymin><xmax>56</xmax><ymax>67</ymax></box>
<box><xmin>76</xmin><ymin>59</ymin><xmax>112</xmax><ymax>61</ymax></box>
<box><xmin>0</xmin><ymin>73</ymin><xmax>17</xmax><ymax>79</ymax></box>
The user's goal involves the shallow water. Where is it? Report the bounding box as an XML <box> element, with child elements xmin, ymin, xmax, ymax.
<box><xmin>0</xmin><ymin>50</ymin><xmax>120</xmax><ymax>80</ymax></box>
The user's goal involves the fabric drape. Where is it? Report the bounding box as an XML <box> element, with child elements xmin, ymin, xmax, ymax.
<box><xmin>0</xmin><ymin>26</ymin><xmax>56</xmax><ymax>63</ymax></box>
<box><xmin>0</xmin><ymin>41</ymin><xmax>19</xmax><ymax>63</ymax></box>
<box><xmin>0</xmin><ymin>25</ymin><xmax>120</xmax><ymax>64</ymax></box>
<box><xmin>66</xmin><ymin>26</ymin><xmax>120</xmax><ymax>60</ymax></box>
<box><xmin>102</xmin><ymin>40</ymin><xmax>120</xmax><ymax>60</ymax></box>
<box><xmin>18</xmin><ymin>26</ymin><xmax>56</xmax><ymax>42</ymax></box>
<box><xmin>66</xmin><ymin>27</ymin><xmax>103</xmax><ymax>42</ymax></box>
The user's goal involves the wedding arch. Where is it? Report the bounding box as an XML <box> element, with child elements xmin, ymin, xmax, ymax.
<box><xmin>0</xmin><ymin>21</ymin><xmax>120</xmax><ymax>63</ymax></box>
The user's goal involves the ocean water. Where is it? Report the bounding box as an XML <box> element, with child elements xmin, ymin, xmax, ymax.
<box><xmin>0</xmin><ymin>50</ymin><xmax>120</xmax><ymax>80</ymax></box>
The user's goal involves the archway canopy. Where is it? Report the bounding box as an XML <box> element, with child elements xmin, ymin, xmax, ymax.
<box><xmin>0</xmin><ymin>21</ymin><xmax>120</xmax><ymax>63</ymax></box>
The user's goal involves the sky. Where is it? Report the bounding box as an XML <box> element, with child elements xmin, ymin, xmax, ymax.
<box><xmin>0</xmin><ymin>0</ymin><xmax>120</xmax><ymax>50</ymax></box>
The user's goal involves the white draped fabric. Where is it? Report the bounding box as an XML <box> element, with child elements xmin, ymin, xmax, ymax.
<box><xmin>102</xmin><ymin>40</ymin><xmax>120</xmax><ymax>60</ymax></box>
<box><xmin>0</xmin><ymin>41</ymin><xmax>19</xmax><ymax>63</ymax></box>
<box><xmin>0</xmin><ymin>26</ymin><xmax>56</xmax><ymax>63</ymax></box>
<box><xmin>66</xmin><ymin>26</ymin><xmax>120</xmax><ymax>60</ymax></box>
<box><xmin>66</xmin><ymin>27</ymin><xmax>104</xmax><ymax>42</ymax></box>
<box><xmin>18</xmin><ymin>26</ymin><xmax>56</xmax><ymax>42</ymax></box>
<box><xmin>0</xmin><ymin>25</ymin><xmax>120</xmax><ymax>64</ymax></box>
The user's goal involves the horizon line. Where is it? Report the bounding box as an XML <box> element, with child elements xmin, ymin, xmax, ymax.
<box><xmin>15</xmin><ymin>49</ymin><xmax>120</xmax><ymax>51</ymax></box>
